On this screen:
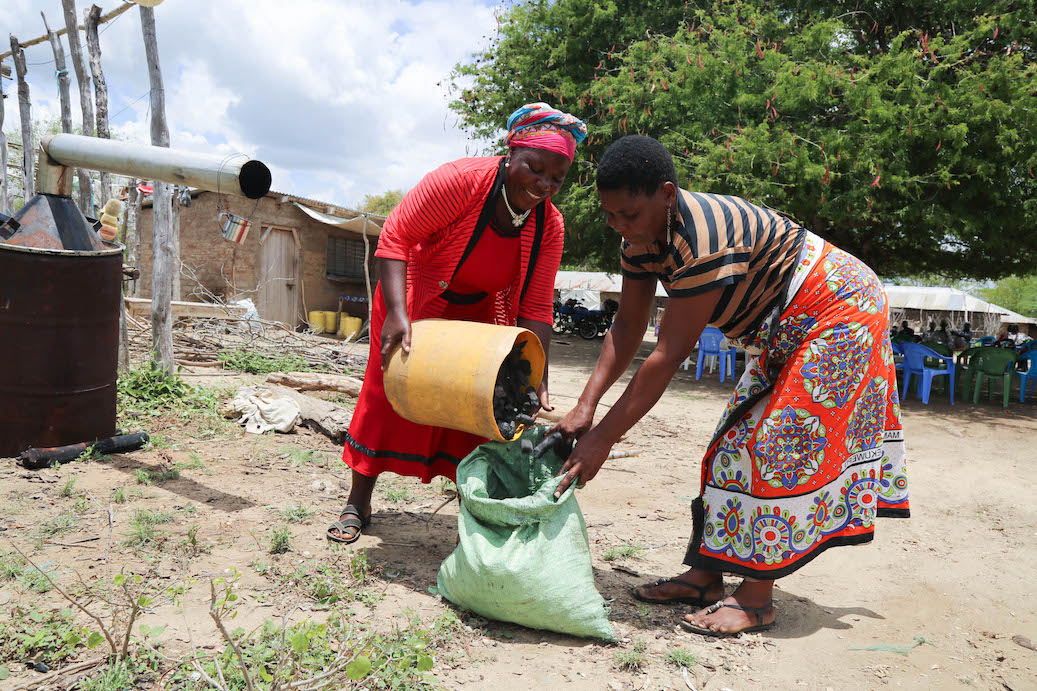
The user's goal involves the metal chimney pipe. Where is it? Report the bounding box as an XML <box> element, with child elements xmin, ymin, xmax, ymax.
<box><xmin>40</xmin><ymin>133</ymin><xmax>272</xmax><ymax>199</ymax></box>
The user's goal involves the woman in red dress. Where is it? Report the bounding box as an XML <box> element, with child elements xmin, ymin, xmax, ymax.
<box><xmin>327</xmin><ymin>103</ymin><xmax>587</xmax><ymax>543</ymax></box>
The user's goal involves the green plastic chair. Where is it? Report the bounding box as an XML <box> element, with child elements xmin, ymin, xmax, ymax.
<box><xmin>969</xmin><ymin>348</ymin><xmax>1019</xmax><ymax>408</ymax></box>
<box><xmin>955</xmin><ymin>347</ymin><xmax>983</xmax><ymax>398</ymax></box>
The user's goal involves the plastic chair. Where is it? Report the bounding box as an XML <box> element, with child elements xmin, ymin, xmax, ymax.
<box><xmin>979</xmin><ymin>336</ymin><xmax>996</xmax><ymax>347</ymax></box>
<box><xmin>1018</xmin><ymin>351</ymin><xmax>1037</xmax><ymax>403</ymax></box>
<box><xmin>890</xmin><ymin>340</ymin><xmax>905</xmax><ymax>374</ymax></box>
<box><xmin>901</xmin><ymin>342</ymin><xmax>955</xmax><ymax>405</ymax></box>
<box><xmin>686</xmin><ymin>327</ymin><xmax>736</xmax><ymax>382</ymax></box>
<box><xmin>955</xmin><ymin>347</ymin><xmax>983</xmax><ymax>399</ymax></box>
<box><xmin>969</xmin><ymin>348</ymin><xmax>1019</xmax><ymax>408</ymax></box>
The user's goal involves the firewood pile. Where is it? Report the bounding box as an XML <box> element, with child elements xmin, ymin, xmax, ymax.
<box><xmin>125</xmin><ymin>313</ymin><xmax>368</xmax><ymax>373</ymax></box>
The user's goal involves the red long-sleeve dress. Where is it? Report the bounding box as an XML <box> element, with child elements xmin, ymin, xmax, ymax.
<box><xmin>343</xmin><ymin>156</ymin><xmax>564</xmax><ymax>482</ymax></box>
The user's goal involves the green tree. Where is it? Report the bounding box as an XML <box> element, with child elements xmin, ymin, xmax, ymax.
<box><xmin>980</xmin><ymin>275</ymin><xmax>1037</xmax><ymax>317</ymax></box>
<box><xmin>451</xmin><ymin>0</ymin><xmax>1037</xmax><ymax>278</ymax></box>
<box><xmin>357</xmin><ymin>189</ymin><xmax>405</xmax><ymax>217</ymax></box>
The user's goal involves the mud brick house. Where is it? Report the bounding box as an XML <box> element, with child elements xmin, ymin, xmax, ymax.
<box><xmin>137</xmin><ymin>190</ymin><xmax>385</xmax><ymax>327</ymax></box>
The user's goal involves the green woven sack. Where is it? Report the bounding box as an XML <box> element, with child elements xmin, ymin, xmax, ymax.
<box><xmin>436</xmin><ymin>427</ymin><xmax>616</xmax><ymax>641</ymax></box>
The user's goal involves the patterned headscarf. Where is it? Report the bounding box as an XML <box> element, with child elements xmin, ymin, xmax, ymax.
<box><xmin>505</xmin><ymin>102</ymin><xmax>588</xmax><ymax>162</ymax></box>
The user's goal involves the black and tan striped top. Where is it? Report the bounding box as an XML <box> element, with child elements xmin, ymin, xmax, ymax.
<box><xmin>621</xmin><ymin>189</ymin><xmax>805</xmax><ymax>340</ymax></box>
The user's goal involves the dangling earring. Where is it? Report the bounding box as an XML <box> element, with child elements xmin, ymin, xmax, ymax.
<box><xmin>505</xmin><ymin>155</ymin><xmax>511</xmax><ymax>169</ymax></box>
<box><xmin>665</xmin><ymin>204</ymin><xmax>673</xmax><ymax>246</ymax></box>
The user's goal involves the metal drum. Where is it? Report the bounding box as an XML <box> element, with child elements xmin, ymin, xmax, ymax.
<box><xmin>0</xmin><ymin>196</ymin><xmax>122</xmax><ymax>457</ymax></box>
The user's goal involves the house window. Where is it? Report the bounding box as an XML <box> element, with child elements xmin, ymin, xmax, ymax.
<box><xmin>326</xmin><ymin>235</ymin><xmax>373</xmax><ymax>280</ymax></box>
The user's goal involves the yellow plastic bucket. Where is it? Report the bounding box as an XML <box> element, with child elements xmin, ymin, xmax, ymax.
<box><xmin>323</xmin><ymin>311</ymin><xmax>339</xmax><ymax>334</ymax></box>
<box><xmin>338</xmin><ymin>316</ymin><xmax>362</xmax><ymax>340</ymax></box>
<box><xmin>383</xmin><ymin>319</ymin><xmax>545</xmax><ymax>442</ymax></box>
<box><xmin>308</xmin><ymin>311</ymin><xmax>325</xmax><ymax>333</ymax></box>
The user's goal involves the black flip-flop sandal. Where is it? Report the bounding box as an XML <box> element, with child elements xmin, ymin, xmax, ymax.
<box><xmin>326</xmin><ymin>504</ymin><xmax>371</xmax><ymax>545</ymax></box>
<box><xmin>632</xmin><ymin>577</ymin><xmax>721</xmax><ymax>607</ymax></box>
<box><xmin>680</xmin><ymin>600</ymin><xmax>775</xmax><ymax>638</ymax></box>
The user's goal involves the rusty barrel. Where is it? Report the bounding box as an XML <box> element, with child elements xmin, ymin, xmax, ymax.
<box><xmin>0</xmin><ymin>241</ymin><xmax>123</xmax><ymax>457</ymax></box>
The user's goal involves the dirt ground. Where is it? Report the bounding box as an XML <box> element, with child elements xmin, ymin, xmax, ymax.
<box><xmin>2</xmin><ymin>333</ymin><xmax>1036</xmax><ymax>690</ymax></box>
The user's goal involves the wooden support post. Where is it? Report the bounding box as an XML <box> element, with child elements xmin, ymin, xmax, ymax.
<box><xmin>139</xmin><ymin>5</ymin><xmax>174</xmax><ymax>372</ymax></box>
<box><xmin>129</xmin><ymin>181</ymin><xmax>143</xmax><ymax>296</ymax></box>
<box><xmin>9</xmin><ymin>37</ymin><xmax>34</xmax><ymax>200</ymax></box>
<box><xmin>0</xmin><ymin>56</ymin><xmax>7</xmax><ymax>213</ymax></box>
<box><xmin>61</xmin><ymin>0</ymin><xmax>95</xmax><ymax>216</ymax></box>
<box><xmin>84</xmin><ymin>5</ymin><xmax>112</xmax><ymax>207</ymax></box>
<box><xmin>41</xmin><ymin>14</ymin><xmax>74</xmax><ymax>137</ymax></box>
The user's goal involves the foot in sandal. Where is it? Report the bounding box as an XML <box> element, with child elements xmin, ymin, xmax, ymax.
<box><xmin>326</xmin><ymin>503</ymin><xmax>372</xmax><ymax>544</ymax></box>
<box><xmin>681</xmin><ymin>579</ymin><xmax>775</xmax><ymax>637</ymax></box>
<box><xmin>632</xmin><ymin>568</ymin><xmax>724</xmax><ymax>607</ymax></box>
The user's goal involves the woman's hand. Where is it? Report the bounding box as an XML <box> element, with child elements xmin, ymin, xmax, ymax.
<box><xmin>380</xmin><ymin>310</ymin><xmax>411</xmax><ymax>370</ymax></box>
<box><xmin>549</xmin><ymin>400</ymin><xmax>595</xmax><ymax>442</ymax></box>
<box><xmin>553</xmin><ymin>426</ymin><xmax>613</xmax><ymax>499</ymax></box>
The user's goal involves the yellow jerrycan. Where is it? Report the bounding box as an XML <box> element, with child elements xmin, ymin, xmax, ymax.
<box><xmin>383</xmin><ymin>319</ymin><xmax>544</xmax><ymax>442</ymax></box>
<box><xmin>323</xmin><ymin>311</ymin><xmax>339</xmax><ymax>335</ymax></box>
<box><xmin>308</xmin><ymin>311</ymin><xmax>326</xmax><ymax>333</ymax></box>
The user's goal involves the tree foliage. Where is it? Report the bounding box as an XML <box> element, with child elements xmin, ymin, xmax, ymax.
<box><xmin>450</xmin><ymin>0</ymin><xmax>1037</xmax><ymax>279</ymax></box>
<box><xmin>357</xmin><ymin>189</ymin><xmax>405</xmax><ymax>217</ymax></box>
<box><xmin>980</xmin><ymin>274</ymin><xmax>1037</xmax><ymax>317</ymax></box>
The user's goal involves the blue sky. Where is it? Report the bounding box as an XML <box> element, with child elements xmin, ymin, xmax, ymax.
<box><xmin>2</xmin><ymin>0</ymin><xmax>505</xmax><ymax>208</ymax></box>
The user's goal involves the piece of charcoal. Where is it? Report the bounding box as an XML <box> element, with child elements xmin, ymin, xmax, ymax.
<box><xmin>498</xmin><ymin>420</ymin><xmax>516</xmax><ymax>438</ymax></box>
<box><xmin>533</xmin><ymin>431</ymin><xmax>564</xmax><ymax>458</ymax></box>
<box><xmin>520</xmin><ymin>438</ymin><xmax>534</xmax><ymax>454</ymax></box>
<box><xmin>519</xmin><ymin>360</ymin><xmax>532</xmax><ymax>376</ymax></box>
<box><xmin>515</xmin><ymin>414</ymin><xmax>536</xmax><ymax>426</ymax></box>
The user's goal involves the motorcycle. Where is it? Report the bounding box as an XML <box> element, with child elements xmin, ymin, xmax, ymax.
<box><xmin>552</xmin><ymin>298</ymin><xmax>619</xmax><ymax>340</ymax></box>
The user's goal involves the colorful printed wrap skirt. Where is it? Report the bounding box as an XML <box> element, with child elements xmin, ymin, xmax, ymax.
<box><xmin>686</xmin><ymin>232</ymin><xmax>910</xmax><ymax>580</ymax></box>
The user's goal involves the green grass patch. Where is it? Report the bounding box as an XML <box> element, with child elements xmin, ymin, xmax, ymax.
<box><xmin>602</xmin><ymin>543</ymin><xmax>644</xmax><ymax>562</ymax></box>
<box><xmin>614</xmin><ymin>640</ymin><xmax>648</xmax><ymax>672</ymax></box>
<box><xmin>666</xmin><ymin>647</ymin><xmax>699</xmax><ymax>668</ymax></box>
<box><xmin>59</xmin><ymin>475</ymin><xmax>78</xmax><ymax>498</ymax></box>
<box><xmin>277</xmin><ymin>505</ymin><xmax>316</xmax><ymax>524</ymax></box>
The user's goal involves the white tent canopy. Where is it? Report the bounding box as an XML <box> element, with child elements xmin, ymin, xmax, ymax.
<box><xmin>555</xmin><ymin>270</ymin><xmax>667</xmax><ymax>297</ymax></box>
<box><xmin>884</xmin><ymin>285</ymin><xmax>1037</xmax><ymax>330</ymax></box>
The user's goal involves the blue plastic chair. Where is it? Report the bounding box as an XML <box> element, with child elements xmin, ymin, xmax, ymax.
<box><xmin>979</xmin><ymin>336</ymin><xmax>996</xmax><ymax>347</ymax></box>
<box><xmin>689</xmin><ymin>327</ymin><xmax>737</xmax><ymax>382</ymax></box>
<box><xmin>901</xmin><ymin>342</ymin><xmax>955</xmax><ymax>405</ymax></box>
<box><xmin>890</xmin><ymin>340</ymin><xmax>905</xmax><ymax>371</ymax></box>
<box><xmin>1017</xmin><ymin>351</ymin><xmax>1037</xmax><ymax>403</ymax></box>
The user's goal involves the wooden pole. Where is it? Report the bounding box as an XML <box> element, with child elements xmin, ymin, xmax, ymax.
<box><xmin>41</xmin><ymin>14</ymin><xmax>74</xmax><ymax>137</ymax></box>
<box><xmin>0</xmin><ymin>58</ymin><xmax>7</xmax><ymax>213</ymax></box>
<box><xmin>130</xmin><ymin>181</ymin><xmax>143</xmax><ymax>296</ymax></box>
<box><xmin>61</xmin><ymin>0</ymin><xmax>95</xmax><ymax>216</ymax></box>
<box><xmin>0</xmin><ymin>3</ymin><xmax>134</xmax><ymax>62</ymax></box>
<box><xmin>139</xmin><ymin>5</ymin><xmax>174</xmax><ymax>372</ymax></box>
<box><xmin>9</xmin><ymin>37</ymin><xmax>34</xmax><ymax>200</ymax></box>
<box><xmin>84</xmin><ymin>5</ymin><xmax>112</xmax><ymax>207</ymax></box>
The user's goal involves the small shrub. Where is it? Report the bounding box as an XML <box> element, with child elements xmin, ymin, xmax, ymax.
<box><xmin>112</xmin><ymin>487</ymin><xmax>126</xmax><ymax>504</ymax></box>
<box><xmin>270</xmin><ymin>525</ymin><xmax>292</xmax><ymax>554</ymax></box>
<box><xmin>60</xmin><ymin>475</ymin><xmax>77</xmax><ymax>498</ymax></box>
<box><xmin>135</xmin><ymin>469</ymin><xmax>153</xmax><ymax>486</ymax></box>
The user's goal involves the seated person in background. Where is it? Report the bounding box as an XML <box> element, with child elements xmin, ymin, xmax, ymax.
<box><xmin>999</xmin><ymin>324</ymin><xmax>1029</xmax><ymax>348</ymax></box>
<box><xmin>897</xmin><ymin>320</ymin><xmax>915</xmax><ymax>341</ymax></box>
<box><xmin>930</xmin><ymin>320</ymin><xmax>951</xmax><ymax>346</ymax></box>
<box><xmin>950</xmin><ymin>322</ymin><xmax>973</xmax><ymax>351</ymax></box>
<box><xmin>923</xmin><ymin>320</ymin><xmax>938</xmax><ymax>342</ymax></box>
<box><xmin>890</xmin><ymin>325</ymin><xmax>899</xmax><ymax>340</ymax></box>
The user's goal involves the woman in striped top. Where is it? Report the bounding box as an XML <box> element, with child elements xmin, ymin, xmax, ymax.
<box><xmin>552</xmin><ymin>135</ymin><xmax>908</xmax><ymax>636</ymax></box>
<box><xmin>327</xmin><ymin>103</ymin><xmax>587</xmax><ymax>544</ymax></box>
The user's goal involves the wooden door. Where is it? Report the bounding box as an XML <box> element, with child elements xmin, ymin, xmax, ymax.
<box><xmin>258</xmin><ymin>228</ymin><xmax>299</xmax><ymax>326</ymax></box>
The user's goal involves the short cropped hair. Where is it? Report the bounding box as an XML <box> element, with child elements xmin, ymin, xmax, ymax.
<box><xmin>596</xmin><ymin>135</ymin><xmax>678</xmax><ymax>196</ymax></box>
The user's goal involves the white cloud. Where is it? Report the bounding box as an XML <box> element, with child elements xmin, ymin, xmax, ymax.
<box><xmin>2</xmin><ymin>0</ymin><xmax>499</xmax><ymax>207</ymax></box>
